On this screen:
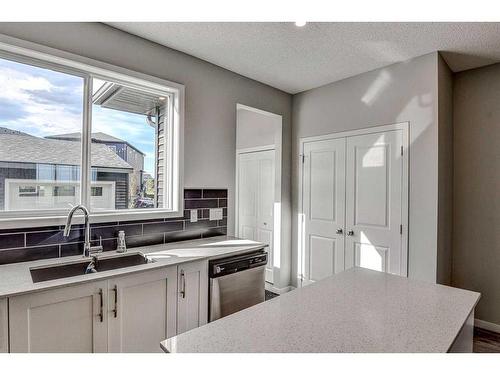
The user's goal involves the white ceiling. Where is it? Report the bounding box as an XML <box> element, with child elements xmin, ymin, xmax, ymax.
<box><xmin>107</xmin><ymin>22</ymin><xmax>500</xmax><ymax>94</ymax></box>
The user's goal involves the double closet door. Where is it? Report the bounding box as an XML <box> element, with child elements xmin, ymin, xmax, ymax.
<box><xmin>301</xmin><ymin>126</ymin><xmax>407</xmax><ymax>286</ymax></box>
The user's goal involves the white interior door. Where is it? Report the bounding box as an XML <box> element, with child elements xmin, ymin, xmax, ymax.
<box><xmin>237</xmin><ymin>150</ymin><xmax>275</xmax><ymax>284</ymax></box>
<box><xmin>301</xmin><ymin>138</ymin><xmax>345</xmax><ymax>285</ymax></box>
<box><xmin>345</xmin><ymin>130</ymin><xmax>405</xmax><ymax>275</ymax></box>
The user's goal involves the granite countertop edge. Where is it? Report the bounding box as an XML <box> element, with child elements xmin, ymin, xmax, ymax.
<box><xmin>160</xmin><ymin>268</ymin><xmax>481</xmax><ymax>353</ymax></box>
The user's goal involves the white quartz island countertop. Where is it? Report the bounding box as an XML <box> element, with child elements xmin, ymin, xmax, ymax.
<box><xmin>161</xmin><ymin>268</ymin><xmax>480</xmax><ymax>353</ymax></box>
<box><xmin>0</xmin><ymin>236</ymin><xmax>266</xmax><ymax>298</ymax></box>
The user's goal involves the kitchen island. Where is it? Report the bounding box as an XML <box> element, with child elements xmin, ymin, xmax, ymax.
<box><xmin>161</xmin><ymin>268</ymin><xmax>480</xmax><ymax>353</ymax></box>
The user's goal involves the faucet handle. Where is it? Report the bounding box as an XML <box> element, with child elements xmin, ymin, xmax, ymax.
<box><xmin>89</xmin><ymin>236</ymin><xmax>103</xmax><ymax>255</ymax></box>
<box><xmin>89</xmin><ymin>245</ymin><xmax>103</xmax><ymax>255</ymax></box>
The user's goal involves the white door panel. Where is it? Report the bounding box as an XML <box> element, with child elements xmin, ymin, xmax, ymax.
<box><xmin>302</xmin><ymin>138</ymin><xmax>345</xmax><ymax>285</ymax></box>
<box><xmin>257</xmin><ymin>154</ymin><xmax>275</xmax><ymax>283</ymax></box>
<box><xmin>237</xmin><ymin>150</ymin><xmax>275</xmax><ymax>284</ymax></box>
<box><xmin>306</xmin><ymin>235</ymin><xmax>344</xmax><ymax>281</ymax></box>
<box><xmin>242</xmin><ymin>225</ymin><xmax>256</xmax><ymax>241</ymax></box>
<box><xmin>354</xmin><ymin>242</ymin><xmax>389</xmax><ymax>273</ymax></box>
<box><xmin>345</xmin><ymin>130</ymin><xmax>404</xmax><ymax>275</ymax></box>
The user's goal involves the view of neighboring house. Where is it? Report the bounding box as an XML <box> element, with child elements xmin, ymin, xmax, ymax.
<box><xmin>46</xmin><ymin>132</ymin><xmax>146</xmax><ymax>208</ymax></box>
<box><xmin>0</xmin><ymin>127</ymin><xmax>134</xmax><ymax>211</ymax></box>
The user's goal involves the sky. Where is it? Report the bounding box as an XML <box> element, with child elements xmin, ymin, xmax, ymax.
<box><xmin>0</xmin><ymin>57</ymin><xmax>155</xmax><ymax>174</ymax></box>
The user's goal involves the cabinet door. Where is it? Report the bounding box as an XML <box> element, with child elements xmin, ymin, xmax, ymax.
<box><xmin>9</xmin><ymin>281</ymin><xmax>108</xmax><ymax>353</ymax></box>
<box><xmin>0</xmin><ymin>299</ymin><xmax>7</xmax><ymax>353</ymax></box>
<box><xmin>177</xmin><ymin>260</ymin><xmax>208</xmax><ymax>334</ymax></box>
<box><xmin>107</xmin><ymin>267</ymin><xmax>177</xmax><ymax>353</ymax></box>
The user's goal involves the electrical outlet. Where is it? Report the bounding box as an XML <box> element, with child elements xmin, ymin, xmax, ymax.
<box><xmin>209</xmin><ymin>208</ymin><xmax>223</xmax><ymax>221</ymax></box>
<box><xmin>190</xmin><ymin>209</ymin><xmax>198</xmax><ymax>223</ymax></box>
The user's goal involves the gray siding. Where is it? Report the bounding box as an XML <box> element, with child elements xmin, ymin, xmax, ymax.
<box><xmin>156</xmin><ymin>106</ymin><xmax>166</xmax><ymax>207</ymax></box>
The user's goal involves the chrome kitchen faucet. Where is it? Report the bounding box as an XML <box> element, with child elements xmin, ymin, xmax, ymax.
<box><xmin>63</xmin><ymin>204</ymin><xmax>103</xmax><ymax>258</ymax></box>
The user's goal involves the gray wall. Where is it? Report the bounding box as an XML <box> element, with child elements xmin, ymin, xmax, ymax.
<box><xmin>452</xmin><ymin>63</ymin><xmax>500</xmax><ymax>325</ymax></box>
<box><xmin>292</xmin><ymin>53</ymin><xmax>442</xmax><ymax>284</ymax></box>
<box><xmin>0</xmin><ymin>23</ymin><xmax>293</xmax><ymax>246</ymax></box>
<box><xmin>436</xmin><ymin>55</ymin><xmax>454</xmax><ymax>285</ymax></box>
<box><xmin>236</xmin><ymin>108</ymin><xmax>279</xmax><ymax>150</ymax></box>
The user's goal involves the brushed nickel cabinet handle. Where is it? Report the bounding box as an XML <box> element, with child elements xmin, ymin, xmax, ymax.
<box><xmin>180</xmin><ymin>270</ymin><xmax>186</xmax><ymax>299</ymax></box>
<box><xmin>97</xmin><ymin>288</ymin><xmax>103</xmax><ymax>322</ymax></box>
<box><xmin>112</xmin><ymin>285</ymin><xmax>118</xmax><ymax>318</ymax></box>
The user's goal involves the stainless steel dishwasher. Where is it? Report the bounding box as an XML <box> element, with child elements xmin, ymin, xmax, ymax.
<box><xmin>209</xmin><ymin>249</ymin><xmax>268</xmax><ymax>322</ymax></box>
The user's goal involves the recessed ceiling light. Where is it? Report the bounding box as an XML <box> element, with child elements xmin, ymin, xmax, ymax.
<box><xmin>295</xmin><ymin>21</ymin><xmax>307</xmax><ymax>27</ymax></box>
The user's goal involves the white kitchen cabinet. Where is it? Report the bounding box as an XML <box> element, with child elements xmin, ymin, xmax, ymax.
<box><xmin>9</xmin><ymin>281</ymin><xmax>108</xmax><ymax>353</ymax></box>
<box><xmin>8</xmin><ymin>261</ymin><xmax>207</xmax><ymax>352</ymax></box>
<box><xmin>0</xmin><ymin>299</ymin><xmax>7</xmax><ymax>353</ymax></box>
<box><xmin>107</xmin><ymin>267</ymin><xmax>177</xmax><ymax>353</ymax></box>
<box><xmin>177</xmin><ymin>260</ymin><xmax>208</xmax><ymax>334</ymax></box>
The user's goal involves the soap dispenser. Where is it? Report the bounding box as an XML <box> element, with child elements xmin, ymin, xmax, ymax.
<box><xmin>117</xmin><ymin>230</ymin><xmax>127</xmax><ymax>253</ymax></box>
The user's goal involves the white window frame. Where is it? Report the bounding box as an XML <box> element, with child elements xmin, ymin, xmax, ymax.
<box><xmin>0</xmin><ymin>35</ymin><xmax>184</xmax><ymax>229</ymax></box>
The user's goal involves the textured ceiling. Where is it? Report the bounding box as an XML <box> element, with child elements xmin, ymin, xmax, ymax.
<box><xmin>107</xmin><ymin>22</ymin><xmax>500</xmax><ymax>94</ymax></box>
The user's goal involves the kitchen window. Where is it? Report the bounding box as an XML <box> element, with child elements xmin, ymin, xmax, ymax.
<box><xmin>0</xmin><ymin>41</ymin><xmax>184</xmax><ymax>227</ymax></box>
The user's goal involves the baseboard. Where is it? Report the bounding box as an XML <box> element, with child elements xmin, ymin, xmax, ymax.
<box><xmin>265</xmin><ymin>283</ymin><xmax>294</xmax><ymax>294</ymax></box>
<box><xmin>475</xmin><ymin>319</ymin><xmax>500</xmax><ymax>334</ymax></box>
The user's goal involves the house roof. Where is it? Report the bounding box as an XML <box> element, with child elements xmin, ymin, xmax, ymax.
<box><xmin>46</xmin><ymin>132</ymin><xmax>146</xmax><ymax>156</ymax></box>
<box><xmin>0</xmin><ymin>128</ymin><xmax>133</xmax><ymax>170</ymax></box>
<box><xmin>46</xmin><ymin>132</ymin><xmax>124</xmax><ymax>143</ymax></box>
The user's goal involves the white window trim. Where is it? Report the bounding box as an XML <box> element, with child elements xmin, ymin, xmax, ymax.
<box><xmin>0</xmin><ymin>34</ymin><xmax>184</xmax><ymax>229</ymax></box>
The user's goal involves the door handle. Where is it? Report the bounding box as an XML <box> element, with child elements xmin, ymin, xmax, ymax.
<box><xmin>112</xmin><ymin>285</ymin><xmax>118</xmax><ymax>318</ymax></box>
<box><xmin>97</xmin><ymin>288</ymin><xmax>103</xmax><ymax>322</ymax></box>
<box><xmin>336</xmin><ymin>228</ymin><xmax>343</xmax><ymax>235</ymax></box>
<box><xmin>347</xmin><ymin>230</ymin><xmax>354</xmax><ymax>236</ymax></box>
<box><xmin>180</xmin><ymin>270</ymin><xmax>186</xmax><ymax>299</ymax></box>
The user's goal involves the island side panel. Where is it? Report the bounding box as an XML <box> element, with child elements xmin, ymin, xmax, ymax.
<box><xmin>448</xmin><ymin>310</ymin><xmax>474</xmax><ymax>353</ymax></box>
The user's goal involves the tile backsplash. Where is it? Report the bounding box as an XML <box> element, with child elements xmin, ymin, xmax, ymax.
<box><xmin>0</xmin><ymin>188</ymin><xmax>228</xmax><ymax>265</ymax></box>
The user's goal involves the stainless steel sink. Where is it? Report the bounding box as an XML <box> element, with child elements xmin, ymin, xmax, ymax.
<box><xmin>30</xmin><ymin>253</ymin><xmax>152</xmax><ymax>283</ymax></box>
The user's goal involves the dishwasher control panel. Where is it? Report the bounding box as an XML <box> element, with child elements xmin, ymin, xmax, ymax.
<box><xmin>209</xmin><ymin>249</ymin><xmax>267</xmax><ymax>278</ymax></box>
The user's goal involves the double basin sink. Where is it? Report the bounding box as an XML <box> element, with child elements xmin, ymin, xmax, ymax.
<box><xmin>30</xmin><ymin>253</ymin><xmax>153</xmax><ymax>283</ymax></box>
